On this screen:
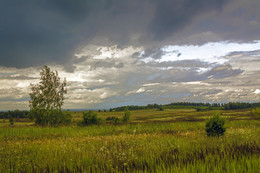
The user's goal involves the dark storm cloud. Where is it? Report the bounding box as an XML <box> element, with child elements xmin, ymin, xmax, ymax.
<box><xmin>0</xmin><ymin>0</ymin><xmax>98</xmax><ymax>68</ymax></box>
<box><xmin>149</xmin><ymin>0</ymin><xmax>227</xmax><ymax>40</ymax></box>
<box><xmin>182</xmin><ymin>0</ymin><xmax>260</xmax><ymax>43</ymax></box>
<box><xmin>0</xmin><ymin>0</ymin><xmax>230</xmax><ymax>69</ymax></box>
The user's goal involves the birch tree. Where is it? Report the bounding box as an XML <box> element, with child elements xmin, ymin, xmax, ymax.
<box><xmin>29</xmin><ymin>65</ymin><xmax>71</xmax><ymax>125</ymax></box>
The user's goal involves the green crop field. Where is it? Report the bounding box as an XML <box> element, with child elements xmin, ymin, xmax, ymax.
<box><xmin>0</xmin><ymin>108</ymin><xmax>259</xmax><ymax>172</ymax></box>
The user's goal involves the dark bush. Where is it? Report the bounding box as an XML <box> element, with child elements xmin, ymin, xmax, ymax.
<box><xmin>30</xmin><ymin>109</ymin><xmax>72</xmax><ymax>126</ymax></box>
<box><xmin>122</xmin><ymin>109</ymin><xmax>131</xmax><ymax>123</ymax></box>
<box><xmin>206</xmin><ymin>113</ymin><xmax>226</xmax><ymax>137</ymax></box>
<box><xmin>9</xmin><ymin>118</ymin><xmax>14</xmax><ymax>125</ymax></box>
<box><xmin>158</xmin><ymin>106</ymin><xmax>164</xmax><ymax>111</ymax></box>
<box><xmin>106</xmin><ymin>116</ymin><xmax>121</xmax><ymax>123</ymax></box>
<box><xmin>252</xmin><ymin>108</ymin><xmax>260</xmax><ymax>119</ymax></box>
<box><xmin>82</xmin><ymin>111</ymin><xmax>102</xmax><ymax>125</ymax></box>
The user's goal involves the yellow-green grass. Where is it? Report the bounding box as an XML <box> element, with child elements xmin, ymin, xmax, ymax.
<box><xmin>0</xmin><ymin>108</ymin><xmax>259</xmax><ymax>172</ymax></box>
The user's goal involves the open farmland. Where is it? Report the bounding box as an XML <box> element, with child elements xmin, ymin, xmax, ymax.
<box><xmin>0</xmin><ymin>108</ymin><xmax>260</xmax><ymax>172</ymax></box>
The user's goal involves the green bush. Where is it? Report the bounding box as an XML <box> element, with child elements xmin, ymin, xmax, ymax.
<box><xmin>82</xmin><ymin>111</ymin><xmax>102</xmax><ymax>125</ymax></box>
<box><xmin>106</xmin><ymin>116</ymin><xmax>121</xmax><ymax>123</ymax></box>
<box><xmin>252</xmin><ymin>108</ymin><xmax>260</xmax><ymax>119</ymax></box>
<box><xmin>122</xmin><ymin>109</ymin><xmax>131</xmax><ymax>123</ymax></box>
<box><xmin>158</xmin><ymin>106</ymin><xmax>164</xmax><ymax>111</ymax></box>
<box><xmin>31</xmin><ymin>109</ymin><xmax>72</xmax><ymax>126</ymax></box>
<box><xmin>9</xmin><ymin>118</ymin><xmax>14</xmax><ymax>125</ymax></box>
<box><xmin>205</xmin><ymin>113</ymin><xmax>226</xmax><ymax>137</ymax></box>
<box><xmin>196</xmin><ymin>106</ymin><xmax>212</xmax><ymax>112</ymax></box>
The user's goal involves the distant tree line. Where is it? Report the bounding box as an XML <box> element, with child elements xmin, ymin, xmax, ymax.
<box><xmin>223</xmin><ymin>102</ymin><xmax>260</xmax><ymax>110</ymax></box>
<box><xmin>111</xmin><ymin>102</ymin><xmax>260</xmax><ymax>111</ymax></box>
<box><xmin>0</xmin><ymin>110</ymin><xmax>29</xmax><ymax>119</ymax></box>
<box><xmin>112</xmin><ymin>104</ymin><xmax>163</xmax><ymax>111</ymax></box>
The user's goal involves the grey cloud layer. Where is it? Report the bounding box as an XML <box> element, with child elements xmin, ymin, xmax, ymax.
<box><xmin>0</xmin><ymin>0</ymin><xmax>232</xmax><ymax>68</ymax></box>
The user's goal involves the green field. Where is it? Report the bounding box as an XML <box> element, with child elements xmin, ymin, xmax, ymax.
<box><xmin>0</xmin><ymin>108</ymin><xmax>260</xmax><ymax>172</ymax></box>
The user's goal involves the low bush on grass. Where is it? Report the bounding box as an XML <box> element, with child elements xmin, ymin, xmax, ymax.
<box><xmin>9</xmin><ymin>118</ymin><xmax>14</xmax><ymax>125</ymax></box>
<box><xmin>122</xmin><ymin>109</ymin><xmax>131</xmax><ymax>123</ymax></box>
<box><xmin>82</xmin><ymin>111</ymin><xmax>102</xmax><ymax>125</ymax></box>
<box><xmin>252</xmin><ymin>107</ymin><xmax>260</xmax><ymax>119</ymax></box>
<box><xmin>205</xmin><ymin>113</ymin><xmax>226</xmax><ymax>137</ymax></box>
<box><xmin>30</xmin><ymin>110</ymin><xmax>72</xmax><ymax>126</ymax></box>
<box><xmin>157</xmin><ymin>106</ymin><xmax>164</xmax><ymax>111</ymax></box>
<box><xmin>106</xmin><ymin>116</ymin><xmax>121</xmax><ymax>123</ymax></box>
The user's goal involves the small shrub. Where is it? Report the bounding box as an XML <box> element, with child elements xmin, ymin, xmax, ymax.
<box><xmin>205</xmin><ymin>113</ymin><xmax>226</xmax><ymax>137</ymax></box>
<box><xmin>252</xmin><ymin>108</ymin><xmax>260</xmax><ymax>119</ymax></box>
<box><xmin>158</xmin><ymin>106</ymin><xmax>164</xmax><ymax>111</ymax></box>
<box><xmin>82</xmin><ymin>111</ymin><xmax>102</xmax><ymax>125</ymax></box>
<box><xmin>9</xmin><ymin>118</ymin><xmax>14</xmax><ymax>125</ymax></box>
<box><xmin>61</xmin><ymin>111</ymin><xmax>73</xmax><ymax>125</ymax></box>
<box><xmin>106</xmin><ymin>116</ymin><xmax>121</xmax><ymax>123</ymax></box>
<box><xmin>122</xmin><ymin>108</ymin><xmax>131</xmax><ymax>123</ymax></box>
<box><xmin>196</xmin><ymin>107</ymin><xmax>203</xmax><ymax>112</ymax></box>
<box><xmin>196</xmin><ymin>107</ymin><xmax>212</xmax><ymax>112</ymax></box>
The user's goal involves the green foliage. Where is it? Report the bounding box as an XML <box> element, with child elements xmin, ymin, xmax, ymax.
<box><xmin>112</xmin><ymin>102</ymin><xmax>260</xmax><ymax>111</ymax></box>
<box><xmin>122</xmin><ymin>108</ymin><xmax>131</xmax><ymax>123</ymax></box>
<box><xmin>32</xmin><ymin>109</ymin><xmax>72</xmax><ymax>126</ymax></box>
<box><xmin>82</xmin><ymin>111</ymin><xmax>102</xmax><ymax>125</ymax></box>
<box><xmin>0</xmin><ymin>110</ymin><xmax>29</xmax><ymax>119</ymax></box>
<box><xmin>9</xmin><ymin>117</ymin><xmax>14</xmax><ymax>125</ymax></box>
<box><xmin>252</xmin><ymin>107</ymin><xmax>260</xmax><ymax>119</ymax></box>
<box><xmin>206</xmin><ymin>113</ymin><xmax>226</xmax><ymax>137</ymax></box>
<box><xmin>29</xmin><ymin>65</ymin><xmax>69</xmax><ymax>126</ymax></box>
<box><xmin>29</xmin><ymin>65</ymin><xmax>67</xmax><ymax>111</ymax></box>
<box><xmin>196</xmin><ymin>106</ymin><xmax>212</xmax><ymax>112</ymax></box>
<box><xmin>158</xmin><ymin>106</ymin><xmax>164</xmax><ymax>111</ymax></box>
<box><xmin>106</xmin><ymin>116</ymin><xmax>121</xmax><ymax>123</ymax></box>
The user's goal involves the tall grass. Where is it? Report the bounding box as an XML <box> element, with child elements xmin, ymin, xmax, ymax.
<box><xmin>0</xmin><ymin>109</ymin><xmax>259</xmax><ymax>172</ymax></box>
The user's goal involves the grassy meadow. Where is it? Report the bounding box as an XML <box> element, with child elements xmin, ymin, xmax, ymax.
<box><xmin>0</xmin><ymin>108</ymin><xmax>260</xmax><ymax>172</ymax></box>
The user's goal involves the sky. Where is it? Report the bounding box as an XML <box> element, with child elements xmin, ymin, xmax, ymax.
<box><xmin>0</xmin><ymin>0</ymin><xmax>260</xmax><ymax>110</ymax></box>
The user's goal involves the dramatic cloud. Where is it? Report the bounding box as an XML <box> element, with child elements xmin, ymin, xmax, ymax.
<box><xmin>1</xmin><ymin>41</ymin><xmax>260</xmax><ymax>110</ymax></box>
<box><xmin>0</xmin><ymin>0</ymin><xmax>260</xmax><ymax>110</ymax></box>
<box><xmin>0</xmin><ymin>0</ymin><xmax>231</xmax><ymax>68</ymax></box>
